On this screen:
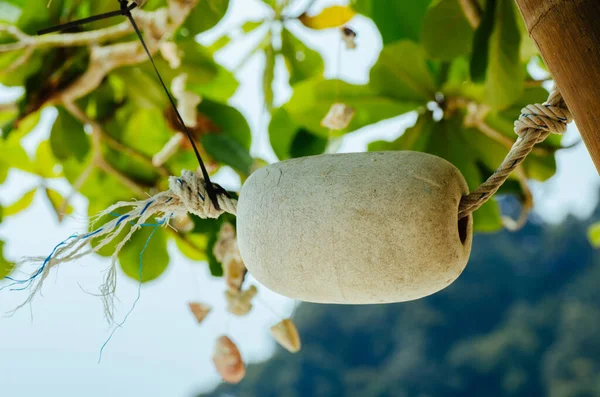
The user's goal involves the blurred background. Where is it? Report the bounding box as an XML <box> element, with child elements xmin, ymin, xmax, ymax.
<box><xmin>0</xmin><ymin>0</ymin><xmax>599</xmax><ymax>396</ymax></box>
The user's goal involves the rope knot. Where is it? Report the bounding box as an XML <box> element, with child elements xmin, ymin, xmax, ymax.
<box><xmin>168</xmin><ymin>170</ymin><xmax>237</xmax><ymax>219</ymax></box>
<box><xmin>513</xmin><ymin>93</ymin><xmax>572</xmax><ymax>143</ymax></box>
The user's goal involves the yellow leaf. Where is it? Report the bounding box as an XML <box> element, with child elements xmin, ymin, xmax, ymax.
<box><xmin>45</xmin><ymin>188</ymin><xmax>74</xmax><ymax>222</ymax></box>
<box><xmin>299</xmin><ymin>5</ymin><xmax>355</xmax><ymax>30</ymax></box>
<box><xmin>4</xmin><ymin>189</ymin><xmax>36</xmax><ymax>216</ymax></box>
<box><xmin>270</xmin><ymin>318</ymin><xmax>301</xmax><ymax>353</ymax></box>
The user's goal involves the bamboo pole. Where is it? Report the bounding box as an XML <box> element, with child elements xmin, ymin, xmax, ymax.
<box><xmin>514</xmin><ymin>0</ymin><xmax>600</xmax><ymax>173</ymax></box>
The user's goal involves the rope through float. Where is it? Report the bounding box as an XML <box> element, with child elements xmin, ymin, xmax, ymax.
<box><xmin>458</xmin><ymin>88</ymin><xmax>573</xmax><ymax>219</ymax></box>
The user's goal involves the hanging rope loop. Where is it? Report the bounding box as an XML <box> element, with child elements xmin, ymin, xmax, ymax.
<box><xmin>169</xmin><ymin>170</ymin><xmax>237</xmax><ymax>218</ymax></box>
<box><xmin>458</xmin><ymin>87</ymin><xmax>573</xmax><ymax>219</ymax></box>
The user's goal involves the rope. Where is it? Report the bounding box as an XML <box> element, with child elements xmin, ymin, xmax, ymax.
<box><xmin>458</xmin><ymin>88</ymin><xmax>572</xmax><ymax>219</ymax></box>
<box><xmin>5</xmin><ymin>171</ymin><xmax>236</xmax><ymax>322</ymax></box>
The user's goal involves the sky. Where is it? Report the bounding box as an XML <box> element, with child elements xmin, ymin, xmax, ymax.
<box><xmin>0</xmin><ymin>1</ymin><xmax>598</xmax><ymax>396</ymax></box>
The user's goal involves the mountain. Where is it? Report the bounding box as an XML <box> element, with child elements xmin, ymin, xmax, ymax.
<box><xmin>200</xmin><ymin>205</ymin><xmax>600</xmax><ymax>397</ymax></box>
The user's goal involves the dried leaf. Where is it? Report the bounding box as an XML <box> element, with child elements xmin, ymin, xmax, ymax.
<box><xmin>152</xmin><ymin>132</ymin><xmax>184</xmax><ymax>167</ymax></box>
<box><xmin>225</xmin><ymin>285</ymin><xmax>257</xmax><ymax>316</ymax></box>
<box><xmin>214</xmin><ymin>223</ymin><xmax>247</xmax><ymax>291</ymax></box>
<box><xmin>171</xmin><ymin>74</ymin><xmax>202</xmax><ymax>127</ymax></box>
<box><xmin>300</xmin><ymin>5</ymin><xmax>356</xmax><ymax>30</ymax></box>
<box><xmin>172</xmin><ymin>214</ymin><xmax>195</xmax><ymax>233</ymax></box>
<box><xmin>159</xmin><ymin>42</ymin><xmax>182</xmax><ymax>69</ymax></box>
<box><xmin>321</xmin><ymin>103</ymin><xmax>356</xmax><ymax>130</ymax></box>
<box><xmin>212</xmin><ymin>335</ymin><xmax>246</xmax><ymax>384</ymax></box>
<box><xmin>270</xmin><ymin>318</ymin><xmax>301</xmax><ymax>353</ymax></box>
<box><xmin>188</xmin><ymin>302</ymin><xmax>212</xmax><ymax>324</ymax></box>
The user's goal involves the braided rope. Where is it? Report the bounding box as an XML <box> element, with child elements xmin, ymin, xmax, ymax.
<box><xmin>5</xmin><ymin>170</ymin><xmax>236</xmax><ymax>322</ymax></box>
<box><xmin>458</xmin><ymin>88</ymin><xmax>572</xmax><ymax>219</ymax></box>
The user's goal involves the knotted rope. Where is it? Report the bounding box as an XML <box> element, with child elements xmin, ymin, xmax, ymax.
<box><xmin>458</xmin><ymin>88</ymin><xmax>573</xmax><ymax>219</ymax></box>
<box><xmin>5</xmin><ymin>170</ymin><xmax>236</xmax><ymax>322</ymax></box>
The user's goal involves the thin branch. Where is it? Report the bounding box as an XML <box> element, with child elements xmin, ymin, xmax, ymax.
<box><xmin>0</xmin><ymin>8</ymin><xmax>162</xmax><ymax>51</ymax></box>
<box><xmin>100</xmin><ymin>132</ymin><xmax>170</xmax><ymax>177</ymax></box>
<box><xmin>57</xmin><ymin>161</ymin><xmax>95</xmax><ymax>221</ymax></box>
<box><xmin>96</xmin><ymin>158</ymin><xmax>147</xmax><ymax>197</ymax></box>
<box><xmin>1</xmin><ymin>0</ymin><xmax>198</xmax><ymax>105</ymax></box>
<box><xmin>64</xmin><ymin>100</ymin><xmax>148</xmax><ymax>199</ymax></box>
<box><xmin>458</xmin><ymin>0</ymin><xmax>482</xmax><ymax>29</ymax></box>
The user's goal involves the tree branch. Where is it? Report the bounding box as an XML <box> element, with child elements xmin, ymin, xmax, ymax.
<box><xmin>0</xmin><ymin>0</ymin><xmax>198</xmax><ymax>103</ymax></box>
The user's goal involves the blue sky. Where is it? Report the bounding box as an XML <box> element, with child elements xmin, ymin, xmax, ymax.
<box><xmin>0</xmin><ymin>1</ymin><xmax>598</xmax><ymax>396</ymax></box>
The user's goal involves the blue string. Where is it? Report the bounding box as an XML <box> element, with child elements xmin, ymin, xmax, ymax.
<box><xmin>115</xmin><ymin>214</ymin><xmax>130</xmax><ymax>226</ymax></box>
<box><xmin>97</xmin><ymin>220</ymin><xmax>163</xmax><ymax>363</ymax></box>
<box><xmin>82</xmin><ymin>228</ymin><xmax>104</xmax><ymax>239</ymax></box>
<box><xmin>3</xmin><ymin>233</ymin><xmax>79</xmax><ymax>287</ymax></box>
<box><xmin>140</xmin><ymin>200</ymin><xmax>154</xmax><ymax>216</ymax></box>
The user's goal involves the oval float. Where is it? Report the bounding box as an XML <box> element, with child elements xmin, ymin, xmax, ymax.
<box><xmin>237</xmin><ymin>151</ymin><xmax>473</xmax><ymax>304</ymax></box>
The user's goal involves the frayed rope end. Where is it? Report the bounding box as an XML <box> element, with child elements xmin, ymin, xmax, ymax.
<box><xmin>2</xmin><ymin>170</ymin><xmax>237</xmax><ymax>323</ymax></box>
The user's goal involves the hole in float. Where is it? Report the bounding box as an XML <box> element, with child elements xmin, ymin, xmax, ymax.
<box><xmin>458</xmin><ymin>216</ymin><xmax>469</xmax><ymax>245</ymax></box>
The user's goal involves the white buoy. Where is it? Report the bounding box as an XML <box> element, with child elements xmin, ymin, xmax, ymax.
<box><xmin>237</xmin><ymin>151</ymin><xmax>473</xmax><ymax>304</ymax></box>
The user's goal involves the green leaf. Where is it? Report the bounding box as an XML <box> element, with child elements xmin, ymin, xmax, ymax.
<box><xmin>0</xmin><ymin>135</ymin><xmax>34</xmax><ymax>173</ymax></box>
<box><xmin>242</xmin><ymin>20</ymin><xmax>263</xmax><ymax>33</ymax></box>
<box><xmin>0</xmin><ymin>240</ymin><xmax>15</xmax><ymax>278</ymax></box>
<box><xmin>281</xmin><ymin>27</ymin><xmax>324</xmax><ymax>85</ymax></box>
<box><xmin>0</xmin><ymin>162</ymin><xmax>7</xmax><ymax>184</ymax></box>
<box><xmin>289</xmin><ymin>129</ymin><xmax>327</xmax><ymax>158</ymax></box>
<box><xmin>50</xmin><ymin>107</ymin><xmax>91</xmax><ymax>163</ymax></box>
<box><xmin>197</xmin><ymin>99</ymin><xmax>252</xmax><ymax>149</ymax></box>
<box><xmin>368</xmin><ymin>112</ymin><xmax>435</xmax><ymax>152</ymax></box>
<box><xmin>174</xmin><ymin>232</ymin><xmax>208</xmax><ymax>262</ymax></box>
<box><xmin>284</xmin><ymin>78</ymin><xmax>421</xmax><ymax>138</ymax></box>
<box><xmin>206</xmin><ymin>229</ymin><xmax>223</xmax><ymax>277</ymax></box>
<box><xmin>470</xmin><ymin>0</ymin><xmax>496</xmax><ymax>83</ymax></box>
<box><xmin>588</xmin><ymin>222</ymin><xmax>600</xmax><ymax>248</ymax></box>
<box><xmin>202</xmin><ymin>134</ymin><xmax>253</xmax><ymax>175</ymax></box>
<box><xmin>16</xmin><ymin>0</ymin><xmax>65</xmax><ymax>34</ymax></box>
<box><xmin>353</xmin><ymin>0</ymin><xmax>432</xmax><ymax>44</ymax></box>
<box><xmin>0</xmin><ymin>203</ymin><xmax>3</xmax><ymax>223</ymax></box>
<box><xmin>184</xmin><ymin>0</ymin><xmax>230</xmax><ymax>34</ymax></box>
<box><xmin>369</xmin><ymin>41</ymin><xmax>437</xmax><ymax>102</ymax></box>
<box><xmin>4</xmin><ymin>188</ymin><xmax>36</xmax><ymax>216</ymax></box>
<box><xmin>112</xmin><ymin>68</ymin><xmax>167</xmax><ymax>110</ymax></box>
<box><xmin>421</xmin><ymin>0</ymin><xmax>474</xmax><ymax>60</ymax></box>
<box><xmin>34</xmin><ymin>140</ymin><xmax>62</xmax><ymax>178</ymax></box>
<box><xmin>472</xmin><ymin>199</ymin><xmax>502</xmax><ymax>233</ymax></box>
<box><xmin>103</xmin><ymin>107</ymin><xmax>167</xmax><ymax>187</ymax></box>
<box><xmin>264</xmin><ymin>42</ymin><xmax>275</xmax><ymax>110</ymax></box>
<box><xmin>119</xmin><ymin>225</ymin><xmax>170</xmax><ymax>283</ymax></box>
<box><xmin>484</xmin><ymin>0</ymin><xmax>524</xmax><ymax>109</ymax></box>
<box><xmin>441</xmin><ymin>57</ymin><xmax>485</xmax><ymax>101</ymax></box>
<box><xmin>269</xmin><ymin>107</ymin><xmax>299</xmax><ymax>160</ymax></box>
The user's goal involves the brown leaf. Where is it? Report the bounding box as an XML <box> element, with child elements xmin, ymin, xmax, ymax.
<box><xmin>225</xmin><ymin>285</ymin><xmax>257</xmax><ymax>316</ymax></box>
<box><xmin>188</xmin><ymin>302</ymin><xmax>211</xmax><ymax>324</ymax></box>
<box><xmin>212</xmin><ymin>335</ymin><xmax>246</xmax><ymax>384</ymax></box>
<box><xmin>321</xmin><ymin>103</ymin><xmax>355</xmax><ymax>130</ymax></box>
<box><xmin>270</xmin><ymin>318</ymin><xmax>301</xmax><ymax>353</ymax></box>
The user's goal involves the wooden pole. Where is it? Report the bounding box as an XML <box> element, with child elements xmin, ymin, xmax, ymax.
<box><xmin>514</xmin><ymin>0</ymin><xmax>600</xmax><ymax>173</ymax></box>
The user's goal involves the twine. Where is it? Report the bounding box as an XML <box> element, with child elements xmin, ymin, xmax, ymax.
<box><xmin>458</xmin><ymin>88</ymin><xmax>573</xmax><ymax>219</ymax></box>
<box><xmin>5</xmin><ymin>170</ymin><xmax>236</xmax><ymax>322</ymax></box>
